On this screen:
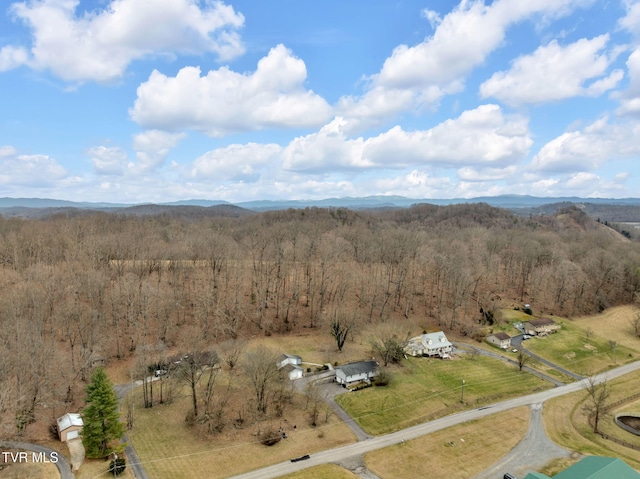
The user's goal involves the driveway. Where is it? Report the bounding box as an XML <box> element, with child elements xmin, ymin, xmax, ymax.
<box><xmin>115</xmin><ymin>380</ymin><xmax>153</xmax><ymax>479</ymax></box>
<box><xmin>512</xmin><ymin>335</ymin><xmax>585</xmax><ymax>381</ymax></box>
<box><xmin>472</xmin><ymin>403</ymin><xmax>573</xmax><ymax>479</ymax></box>
<box><xmin>454</xmin><ymin>343</ymin><xmax>565</xmax><ymax>387</ymax></box>
<box><xmin>0</xmin><ymin>440</ymin><xmax>75</xmax><ymax>479</ymax></box>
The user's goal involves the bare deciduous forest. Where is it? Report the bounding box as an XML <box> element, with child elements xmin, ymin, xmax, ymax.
<box><xmin>1</xmin><ymin>203</ymin><xmax>639</xmax><ymax>439</ymax></box>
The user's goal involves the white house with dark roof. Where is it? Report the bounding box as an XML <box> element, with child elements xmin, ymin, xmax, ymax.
<box><xmin>280</xmin><ymin>363</ymin><xmax>304</xmax><ymax>380</ymax></box>
<box><xmin>335</xmin><ymin>360</ymin><xmax>378</xmax><ymax>386</ymax></box>
<box><xmin>405</xmin><ymin>331</ymin><xmax>453</xmax><ymax>358</ymax></box>
<box><xmin>276</xmin><ymin>353</ymin><xmax>302</xmax><ymax>369</ymax></box>
<box><xmin>486</xmin><ymin>332</ymin><xmax>511</xmax><ymax>349</ymax></box>
<box><xmin>57</xmin><ymin>412</ymin><xmax>83</xmax><ymax>442</ymax></box>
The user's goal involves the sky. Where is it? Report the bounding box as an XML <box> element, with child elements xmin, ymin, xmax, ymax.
<box><xmin>1</xmin><ymin>0</ymin><xmax>640</xmax><ymax>204</ymax></box>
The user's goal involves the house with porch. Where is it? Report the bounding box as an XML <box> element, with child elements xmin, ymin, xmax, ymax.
<box><xmin>523</xmin><ymin>318</ymin><xmax>560</xmax><ymax>337</ymax></box>
<box><xmin>405</xmin><ymin>331</ymin><xmax>453</xmax><ymax>358</ymax></box>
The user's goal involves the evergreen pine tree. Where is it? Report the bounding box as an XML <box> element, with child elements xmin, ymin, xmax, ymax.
<box><xmin>81</xmin><ymin>367</ymin><xmax>125</xmax><ymax>458</ymax></box>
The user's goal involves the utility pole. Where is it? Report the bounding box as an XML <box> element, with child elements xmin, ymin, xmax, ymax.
<box><xmin>461</xmin><ymin>379</ymin><xmax>465</xmax><ymax>404</ymax></box>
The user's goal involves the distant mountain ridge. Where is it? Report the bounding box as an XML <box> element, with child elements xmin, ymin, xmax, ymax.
<box><xmin>3</xmin><ymin>194</ymin><xmax>640</xmax><ymax>211</ymax></box>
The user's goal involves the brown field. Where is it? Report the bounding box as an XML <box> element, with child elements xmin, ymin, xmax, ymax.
<box><xmin>365</xmin><ymin>407</ymin><xmax>530</xmax><ymax>479</ymax></box>
<box><xmin>0</xmin><ymin>461</ymin><xmax>59</xmax><ymax>479</ymax></box>
<box><xmin>127</xmin><ymin>388</ymin><xmax>355</xmax><ymax>479</ymax></box>
<box><xmin>571</xmin><ymin>305</ymin><xmax>640</xmax><ymax>349</ymax></box>
<box><xmin>279</xmin><ymin>464</ymin><xmax>359</xmax><ymax>479</ymax></box>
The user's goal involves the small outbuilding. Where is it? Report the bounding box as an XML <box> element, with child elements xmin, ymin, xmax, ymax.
<box><xmin>486</xmin><ymin>332</ymin><xmax>511</xmax><ymax>349</ymax></box>
<box><xmin>276</xmin><ymin>353</ymin><xmax>302</xmax><ymax>369</ymax></box>
<box><xmin>335</xmin><ymin>360</ymin><xmax>378</xmax><ymax>386</ymax></box>
<box><xmin>280</xmin><ymin>363</ymin><xmax>304</xmax><ymax>381</ymax></box>
<box><xmin>57</xmin><ymin>412</ymin><xmax>83</xmax><ymax>442</ymax></box>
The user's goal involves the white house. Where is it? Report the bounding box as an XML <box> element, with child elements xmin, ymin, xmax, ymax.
<box><xmin>276</xmin><ymin>353</ymin><xmax>302</xmax><ymax>369</ymax></box>
<box><xmin>335</xmin><ymin>360</ymin><xmax>378</xmax><ymax>386</ymax></box>
<box><xmin>280</xmin><ymin>363</ymin><xmax>304</xmax><ymax>380</ymax></box>
<box><xmin>57</xmin><ymin>412</ymin><xmax>83</xmax><ymax>442</ymax></box>
<box><xmin>405</xmin><ymin>331</ymin><xmax>453</xmax><ymax>358</ymax></box>
<box><xmin>486</xmin><ymin>332</ymin><xmax>511</xmax><ymax>349</ymax></box>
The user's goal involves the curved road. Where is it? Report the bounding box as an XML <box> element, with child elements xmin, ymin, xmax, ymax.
<box><xmin>225</xmin><ymin>360</ymin><xmax>640</xmax><ymax>479</ymax></box>
<box><xmin>0</xmin><ymin>440</ymin><xmax>75</xmax><ymax>479</ymax></box>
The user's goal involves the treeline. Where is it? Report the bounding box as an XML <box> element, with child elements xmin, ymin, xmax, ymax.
<box><xmin>0</xmin><ymin>203</ymin><xmax>639</xmax><ymax>437</ymax></box>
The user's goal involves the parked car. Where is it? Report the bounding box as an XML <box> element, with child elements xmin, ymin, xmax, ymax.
<box><xmin>504</xmin><ymin>473</ymin><xmax>517</xmax><ymax>479</ymax></box>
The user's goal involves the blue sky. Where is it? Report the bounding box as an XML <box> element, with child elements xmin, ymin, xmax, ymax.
<box><xmin>1</xmin><ymin>0</ymin><xmax>640</xmax><ymax>203</ymax></box>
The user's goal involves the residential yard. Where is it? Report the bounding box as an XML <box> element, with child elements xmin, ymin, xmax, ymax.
<box><xmin>0</xmin><ymin>460</ymin><xmax>59</xmax><ymax>479</ymax></box>
<box><xmin>544</xmin><ymin>368</ymin><xmax>640</xmax><ymax>472</ymax></box>
<box><xmin>335</xmin><ymin>354</ymin><xmax>550</xmax><ymax>435</ymax></box>
<box><xmin>127</xmin><ymin>388</ymin><xmax>355</xmax><ymax>479</ymax></box>
<box><xmin>364</xmin><ymin>407</ymin><xmax>530</xmax><ymax>479</ymax></box>
<box><xmin>524</xmin><ymin>309</ymin><xmax>640</xmax><ymax>376</ymax></box>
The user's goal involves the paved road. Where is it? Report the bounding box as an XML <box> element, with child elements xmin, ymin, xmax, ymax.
<box><xmin>472</xmin><ymin>403</ymin><xmax>573</xmax><ymax>479</ymax></box>
<box><xmin>226</xmin><ymin>360</ymin><xmax>640</xmax><ymax>479</ymax></box>
<box><xmin>0</xmin><ymin>440</ymin><xmax>75</xmax><ymax>479</ymax></box>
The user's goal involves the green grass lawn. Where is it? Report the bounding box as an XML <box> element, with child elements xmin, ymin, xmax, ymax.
<box><xmin>524</xmin><ymin>319</ymin><xmax>638</xmax><ymax>376</ymax></box>
<box><xmin>335</xmin><ymin>354</ymin><xmax>550</xmax><ymax>435</ymax></box>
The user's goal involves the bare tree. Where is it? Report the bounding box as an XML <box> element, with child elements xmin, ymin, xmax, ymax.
<box><xmin>329</xmin><ymin>314</ymin><xmax>353</xmax><ymax>352</ymax></box>
<box><xmin>243</xmin><ymin>346</ymin><xmax>281</xmax><ymax>414</ymax></box>
<box><xmin>583</xmin><ymin>375</ymin><xmax>611</xmax><ymax>433</ymax></box>
<box><xmin>369</xmin><ymin>326</ymin><xmax>408</xmax><ymax>367</ymax></box>
<box><xmin>219</xmin><ymin>339</ymin><xmax>246</xmax><ymax>372</ymax></box>
<box><xmin>632</xmin><ymin>314</ymin><xmax>640</xmax><ymax>337</ymax></box>
<box><xmin>173</xmin><ymin>349</ymin><xmax>219</xmax><ymax>419</ymax></box>
<box><xmin>516</xmin><ymin>349</ymin><xmax>530</xmax><ymax>371</ymax></box>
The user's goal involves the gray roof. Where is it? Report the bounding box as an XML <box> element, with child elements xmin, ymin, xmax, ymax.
<box><xmin>337</xmin><ymin>360</ymin><xmax>378</xmax><ymax>377</ymax></box>
<box><xmin>489</xmin><ymin>332</ymin><xmax>511</xmax><ymax>341</ymax></box>
<box><xmin>57</xmin><ymin>413</ymin><xmax>83</xmax><ymax>431</ymax></box>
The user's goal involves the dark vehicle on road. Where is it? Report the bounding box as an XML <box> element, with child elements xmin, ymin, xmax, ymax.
<box><xmin>290</xmin><ymin>454</ymin><xmax>310</xmax><ymax>463</ymax></box>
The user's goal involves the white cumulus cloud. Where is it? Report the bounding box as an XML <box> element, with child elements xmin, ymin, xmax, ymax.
<box><xmin>3</xmin><ymin>0</ymin><xmax>245</xmax><ymax>82</ymax></box>
<box><xmin>338</xmin><ymin>0</ymin><xmax>592</xmax><ymax>131</ymax></box>
<box><xmin>132</xmin><ymin>130</ymin><xmax>186</xmax><ymax>172</ymax></box>
<box><xmin>531</xmin><ymin>117</ymin><xmax>640</xmax><ymax>172</ymax></box>
<box><xmin>0</xmin><ymin>150</ymin><xmax>67</xmax><ymax>186</ymax></box>
<box><xmin>88</xmin><ymin>146</ymin><xmax>129</xmax><ymax>175</ymax></box>
<box><xmin>191</xmin><ymin>142</ymin><xmax>282</xmax><ymax>182</ymax></box>
<box><xmin>480</xmin><ymin>35</ymin><xmax>623</xmax><ymax>105</ymax></box>
<box><xmin>283</xmin><ymin>105</ymin><xmax>531</xmax><ymax>173</ymax></box>
<box><xmin>130</xmin><ymin>44</ymin><xmax>332</xmax><ymax>136</ymax></box>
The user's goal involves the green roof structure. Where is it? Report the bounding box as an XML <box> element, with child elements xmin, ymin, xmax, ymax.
<box><xmin>524</xmin><ymin>456</ymin><xmax>640</xmax><ymax>479</ymax></box>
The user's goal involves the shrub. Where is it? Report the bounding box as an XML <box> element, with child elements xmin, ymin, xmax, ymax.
<box><xmin>260</xmin><ymin>427</ymin><xmax>282</xmax><ymax>446</ymax></box>
<box><xmin>374</xmin><ymin>369</ymin><xmax>391</xmax><ymax>387</ymax></box>
<box><xmin>109</xmin><ymin>458</ymin><xmax>126</xmax><ymax>476</ymax></box>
